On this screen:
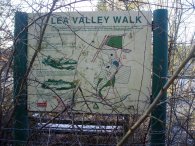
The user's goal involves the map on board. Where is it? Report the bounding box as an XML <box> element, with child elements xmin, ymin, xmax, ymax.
<box><xmin>27</xmin><ymin>11</ymin><xmax>152</xmax><ymax>114</ymax></box>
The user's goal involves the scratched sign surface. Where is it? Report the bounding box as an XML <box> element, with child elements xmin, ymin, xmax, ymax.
<box><xmin>27</xmin><ymin>11</ymin><xmax>152</xmax><ymax>114</ymax></box>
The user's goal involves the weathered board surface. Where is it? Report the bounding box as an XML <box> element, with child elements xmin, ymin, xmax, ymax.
<box><xmin>27</xmin><ymin>11</ymin><xmax>152</xmax><ymax>114</ymax></box>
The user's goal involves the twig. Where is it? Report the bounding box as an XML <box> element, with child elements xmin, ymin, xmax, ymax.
<box><xmin>117</xmin><ymin>45</ymin><xmax>195</xmax><ymax>146</ymax></box>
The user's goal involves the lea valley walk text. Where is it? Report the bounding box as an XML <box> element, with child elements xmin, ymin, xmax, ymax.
<box><xmin>50</xmin><ymin>15</ymin><xmax>143</xmax><ymax>25</ymax></box>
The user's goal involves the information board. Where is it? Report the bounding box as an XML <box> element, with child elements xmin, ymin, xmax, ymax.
<box><xmin>27</xmin><ymin>11</ymin><xmax>152</xmax><ymax>114</ymax></box>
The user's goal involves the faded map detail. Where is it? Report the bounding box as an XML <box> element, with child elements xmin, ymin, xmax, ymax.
<box><xmin>116</xmin><ymin>66</ymin><xmax>131</xmax><ymax>84</ymax></box>
<box><xmin>27</xmin><ymin>11</ymin><xmax>152</xmax><ymax>114</ymax></box>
